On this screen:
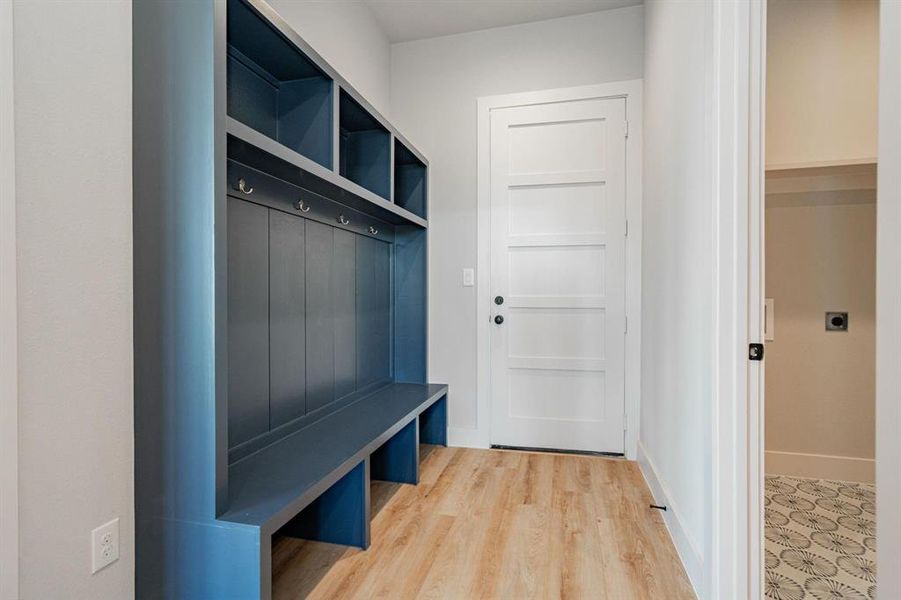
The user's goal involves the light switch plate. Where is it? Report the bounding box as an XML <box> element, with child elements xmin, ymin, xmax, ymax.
<box><xmin>462</xmin><ymin>268</ymin><xmax>475</xmax><ymax>287</ymax></box>
<box><xmin>91</xmin><ymin>518</ymin><xmax>120</xmax><ymax>573</ymax></box>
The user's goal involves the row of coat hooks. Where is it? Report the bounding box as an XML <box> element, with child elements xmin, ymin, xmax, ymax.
<box><xmin>235</xmin><ymin>177</ymin><xmax>378</xmax><ymax>236</ymax></box>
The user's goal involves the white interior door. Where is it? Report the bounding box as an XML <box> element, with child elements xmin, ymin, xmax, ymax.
<box><xmin>489</xmin><ymin>97</ymin><xmax>627</xmax><ymax>453</ymax></box>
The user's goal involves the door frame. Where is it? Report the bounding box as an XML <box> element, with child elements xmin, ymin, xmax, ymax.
<box><xmin>875</xmin><ymin>2</ymin><xmax>901</xmax><ymax>594</ymax></box>
<box><xmin>700</xmin><ymin>1</ymin><xmax>765</xmax><ymax>596</ymax></box>
<box><xmin>474</xmin><ymin>80</ymin><xmax>643</xmax><ymax>459</ymax></box>
<box><xmin>0</xmin><ymin>1</ymin><xmax>18</xmax><ymax>598</ymax></box>
<box><xmin>721</xmin><ymin>1</ymin><xmax>901</xmax><ymax>598</ymax></box>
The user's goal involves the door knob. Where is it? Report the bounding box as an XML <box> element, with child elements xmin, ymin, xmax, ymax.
<box><xmin>494</xmin><ymin>315</ymin><xmax>504</xmax><ymax>325</ymax></box>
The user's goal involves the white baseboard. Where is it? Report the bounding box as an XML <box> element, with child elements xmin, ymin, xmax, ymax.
<box><xmin>636</xmin><ymin>441</ymin><xmax>703</xmax><ymax>597</ymax></box>
<box><xmin>447</xmin><ymin>427</ymin><xmax>488</xmax><ymax>449</ymax></box>
<box><xmin>765</xmin><ymin>450</ymin><xmax>874</xmax><ymax>484</ymax></box>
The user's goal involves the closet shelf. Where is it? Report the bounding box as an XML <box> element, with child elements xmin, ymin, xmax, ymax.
<box><xmin>227</xmin><ymin>117</ymin><xmax>428</xmax><ymax>229</ymax></box>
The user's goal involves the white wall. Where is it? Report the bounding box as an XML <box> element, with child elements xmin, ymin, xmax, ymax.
<box><xmin>266</xmin><ymin>0</ymin><xmax>391</xmax><ymax>117</ymax></box>
<box><xmin>13</xmin><ymin>1</ymin><xmax>134</xmax><ymax>598</ymax></box>
<box><xmin>390</xmin><ymin>7</ymin><xmax>644</xmax><ymax>438</ymax></box>
<box><xmin>877</xmin><ymin>0</ymin><xmax>901</xmax><ymax>591</ymax></box>
<box><xmin>766</xmin><ymin>0</ymin><xmax>878</xmax><ymax>168</ymax></box>
<box><xmin>639</xmin><ymin>0</ymin><xmax>713</xmax><ymax>594</ymax></box>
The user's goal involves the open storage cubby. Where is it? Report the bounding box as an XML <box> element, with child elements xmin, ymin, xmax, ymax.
<box><xmin>269</xmin><ymin>396</ymin><xmax>449</xmax><ymax>594</ymax></box>
<box><xmin>394</xmin><ymin>139</ymin><xmax>427</xmax><ymax>219</ymax></box>
<box><xmin>227</xmin><ymin>0</ymin><xmax>333</xmax><ymax>169</ymax></box>
<box><xmin>135</xmin><ymin>1</ymin><xmax>440</xmax><ymax>597</ymax></box>
<box><xmin>339</xmin><ymin>90</ymin><xmax>391</xmax><ymax>200</ymax></box>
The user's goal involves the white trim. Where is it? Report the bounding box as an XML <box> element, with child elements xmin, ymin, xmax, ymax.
<box><xmin>636</xmin><ymin>441</ymin><xmax>703</xmax><ymax>591</ymax></box>
<box><xmin>764</xmin><ymin>451</ymin><xmax>874</xmax><ymax>484</ymax></box>
<box><xmin>709</xmin><ymin>1</ymin><xmax>764</xmax><ymax>598</ymax></box>
<box><xmin>0</xmin><ymin>2</ymin><xmax>17</xmax><ymax>598</ymax></box>
<box><xmin>765</xmin><ymin>157</ymin><xmax>877</xmax><ymax>172</ymax></box>
<box><xmin>747</xmin><ymin>4</ymin><xmax>767</xmax><ymax>600</ymax></box>
<box><xmin>446</xmin><ymin>427</ymin><xmax>484</xmax><ymax>449</ymax></box>
<box><xmin>877</xmin><ymin>2</ymin><xmax>901</xmax><ymax>593</ymax></box>
<box><xmin>475</xmin><ymin>80</ymin><xmax>643</xmax><ymax>458</ymax></box>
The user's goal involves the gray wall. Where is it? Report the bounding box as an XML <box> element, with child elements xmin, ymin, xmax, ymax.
<box><xmin>389</xmin><ymin>6</ymin><xmax>644</xmax><ymax>435</ymax></box>
<box><xmin>13</xmin><ymin>1</ymin><xmax>134</xmax><ymax>597</ymax></box>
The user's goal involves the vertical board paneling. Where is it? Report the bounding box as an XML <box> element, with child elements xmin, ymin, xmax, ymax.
<box><xmin>227</xmin><ymin>198</ymin><xmax>270</xmax><ymax>446</ymax></box>
<box><xmin>269</xmin><ymin>210</ymin><xmax>306</xmax><ymax>428</ymax></box>
<box><xmin>333</xmin><ymin>230</ymin><xmax>357</xmax><ymax>399</ymax></box>
<box><xmin>305</xmin><ymin>221</ymin><xmax>336</xmax><ymax>412</ymax></box>
<box><xmin>356</xmin><ymin>236</ymin><xmax>391</xmax><ymax>387</ymax></box>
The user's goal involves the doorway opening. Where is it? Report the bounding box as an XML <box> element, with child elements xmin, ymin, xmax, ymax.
<box><xmin>762</xmin><ymin>1</ymin><xmax>878</xmax><ymax>597</ymax></box>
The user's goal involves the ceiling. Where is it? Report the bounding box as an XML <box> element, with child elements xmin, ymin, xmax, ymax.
<box><xmin>363</xmin><ymin>0</ymin><xmax>643</xmax><ymax>43</ymax></box>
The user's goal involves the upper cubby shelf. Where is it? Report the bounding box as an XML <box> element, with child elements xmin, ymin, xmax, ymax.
<box><xmin>225</xmin><ymin>0</ymin><xmax>428</xmax><ymax>228</ymax></box>
<box><xmin>339</xmin><ymin>91</ymin><xmax>391</xmax><ymax>201</ymax></box>
<box><xmin>394</xmin><ymin>139</ymin><xmax>427</xmax><ymax>220</ymax></box>
<box><xmin>227</xmin><ymin>119</ymin><xmax>428</xmax><ymax>229</ymax></box>
<box><xmin>227</xmin><ymin>0</ymin><xmax>333</xmax><ymax>169</ymax></box>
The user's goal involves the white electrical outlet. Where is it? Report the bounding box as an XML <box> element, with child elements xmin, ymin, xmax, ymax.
<box><xmin>462</xmin><ymin>268</ymin><xmax>475</xmax><ymax>287</ymax></box>
<box><xmin>91</xmin><ymin>518</ymin><xmax>120</xmax><ymax>574</ymax></box>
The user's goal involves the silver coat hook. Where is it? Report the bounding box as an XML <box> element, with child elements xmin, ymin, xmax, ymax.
<box><xmin>236</xmin><ymin>178</ymin><xmax>253</xmax><ymax>195</ymax></box>
<box><xmin>368</xmin><ymin>226</ymin><xmax>379</xmax><ymax>235</ymax></box>
<box><xmin>337</xmin><ymin>214</ymin><xmax>350</xmax><ymax>226</ymax></box>
<box><xmin>294</xmin><ymin>199</ymin><xmax>311</xmax><ymax>213</ymax></box>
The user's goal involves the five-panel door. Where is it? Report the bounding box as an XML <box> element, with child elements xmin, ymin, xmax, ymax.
<box><xmin>489</xmin><ymin>97</ymin><xmax>628</xmax><ymax>454</ymax></box>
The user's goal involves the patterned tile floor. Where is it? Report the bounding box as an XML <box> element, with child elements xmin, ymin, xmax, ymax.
<box><xmin>765</xmin><ymin>474</ymin><xmax>876</xmax><ymax>600</ymax></box>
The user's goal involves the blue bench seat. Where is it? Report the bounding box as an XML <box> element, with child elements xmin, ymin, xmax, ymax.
<box><xmin>219</xmin><ymin>382</ymin><xmax>448</xmax><ymax>535</ymax></box>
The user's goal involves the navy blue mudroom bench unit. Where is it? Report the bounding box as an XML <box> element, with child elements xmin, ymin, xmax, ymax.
<box><xmin>132</xmin><ymin>0</ymin><xmax>444</xmax><ymax>598</ymax></box>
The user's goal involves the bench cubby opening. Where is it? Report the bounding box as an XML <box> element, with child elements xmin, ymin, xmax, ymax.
<box><xmin>394</xmin><ymin>139</ymin><xmax>428</xmax><ymax>219</ymax></box>
<box><xmin>419</xmin><ymin>394</ymin><xmax>448</xmax><ymax>446</ymax></box>
<box><xmin>339</xmin><ymin>90</ymin><xmax>391</xmax><ymax>200</ymax></box>
<box><xmin>371</xmin><ymin>419</ymin><xmax>420</xmax><ymax>485</ymax></box>
<box><xmin>227</xmin><ymin>0</ymin><xmax>333</xmax><ymax>169</ymax></box>
<box><xmin>277</xmin><ymin>459</ymin><xmax>371</xmax><ymax>550</ymax></box>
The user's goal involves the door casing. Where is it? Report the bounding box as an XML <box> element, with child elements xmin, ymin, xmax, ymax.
<box><xmin>737</xmin><ymin>2</ymin><xmax>901</xmax><ymax>599</ymax></box>
<box><xmin>0</xmin><ymin>3</ymin><xmax>18</xmax><ymax>599</ymax></box>
<box><xmin>474</xmin><ymin>81</ymin><xmax>643</xmax><ymax>459</ymax></box>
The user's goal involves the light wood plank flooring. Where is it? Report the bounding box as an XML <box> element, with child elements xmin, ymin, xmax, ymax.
<box><xmin>272</xmin><ymin>447</ymin><xmax>695</xmax><ymax>599</ymax></box>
